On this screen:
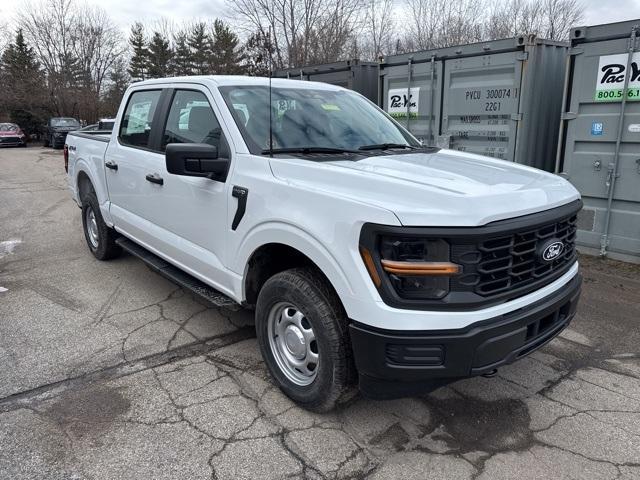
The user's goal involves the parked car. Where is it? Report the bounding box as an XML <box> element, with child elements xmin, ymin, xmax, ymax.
<box><xmin>44</xmin><ymin>117</ymin><xmax>80</xmax><ymax>149</ymax></box>
<box><xmin>79</xmin><ymin>123</ymin><xmax>99</xmax><ymax>132</ymax></box>
<box><xmin>98</xmin><ymin>118</ymin><xmax>115</xmax><ymax>131</ymax></box>
<box><xmin>79</xmin><ymin>118</ymin><xmax>116</xmax><ymax>133</ymax></box>
<box><xmin>0</xmin><ymin>123</ymin><xmax>27</xmax><ymax>147</ymax></box>
<box><xmin>65</xmin><ymin>77</ymin><xmax>582</xmax><ymax>411</ymax></box>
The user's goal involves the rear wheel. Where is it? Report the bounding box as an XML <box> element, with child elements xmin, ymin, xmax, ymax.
<box><xmin>256</xmin><ymin>268</ymin><xmax>355</xmax><ymax>412</ymax></box>
<box><xmin>81</xmin><ymin>191</ymin><xmax>121</xmax><ymax>260</ymax></box>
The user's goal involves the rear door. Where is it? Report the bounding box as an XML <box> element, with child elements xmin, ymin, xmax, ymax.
<box><xmin>105</xmin><ymin>88</ymin><xmax>165</xmax><ymax>249</ymax></box>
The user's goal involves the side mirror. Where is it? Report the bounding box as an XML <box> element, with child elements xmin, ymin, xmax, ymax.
<box><xmin>165</xmin><ymin>143</ymin><xmax>229</xmax><ymax>182</ymax></box>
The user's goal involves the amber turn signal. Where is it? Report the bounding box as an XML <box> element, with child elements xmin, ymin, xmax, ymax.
<box><xmin>380</xmin><ymin>260</ymin><xmax>461</xmax><ymax>276</ymax></box>
<box><xmin>360</xmin><ymin>247</ymin><xmax>382</xmax><ymax>287</ymax></box>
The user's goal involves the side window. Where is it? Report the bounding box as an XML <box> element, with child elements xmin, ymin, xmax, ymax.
<box><xmin>119</xmin><ymin>90</ymin><xmax>162</xmax><ymax>148</ymax></box>
<box><xmin>162</xmin><ymin>90</ymin><xmax>226</xmax><ymax>155</ymax></box>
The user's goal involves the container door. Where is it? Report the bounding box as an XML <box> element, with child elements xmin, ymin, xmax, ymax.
<box><xmin>381</xmin><ymin>60</ymin><xmax>443</xmax><ymax>145</ymax></box>
<box><xmin>441</xmin><ymin>52</ymin><xmax>523</xmax><ymax>161</ymax></box>
<box><xmin>561</xmin><ymin>37</ymin><xmax>640</xmax><ymax>259</ymax></box>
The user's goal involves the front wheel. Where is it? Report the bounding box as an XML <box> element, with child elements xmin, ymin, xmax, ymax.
<box><xmin>256</xmin><ymin>268</ymin><xmax>355</xmax><ymax>412</ymax></box>
<box><xmin>81</xmin><ymin>191</ymin><xmax>121</xmax><ymax>260</ymax></box>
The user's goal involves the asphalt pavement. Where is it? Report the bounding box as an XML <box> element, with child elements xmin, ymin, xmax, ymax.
<box><xmin>1</xmin><ymin>146</ymin><xmax>639</xmax><ymax>479</ymax></box>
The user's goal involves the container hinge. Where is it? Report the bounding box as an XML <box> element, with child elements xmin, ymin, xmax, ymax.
<box><xmin>516</xmin><ymin>52</ymin><xmax>529</xmax><ymax>61</ymax></box>
<box><xmin>636</xmin><ymin>158</ymin><xmax>640</xmax><ymax>174</ymax></box>
<box><xmin>569</xmin><ymin>47</ymin><xmax>584</xmax><ymax>56</ymax></box>
<box><xmin>511</xmin><ymin>113</ymin><xmax>523</xmax><ymax>121</ymax></box>
<box><xmin>561</xmin><ymin>112</ymin><xmax>577</xmax><ymax>120</ymax></box>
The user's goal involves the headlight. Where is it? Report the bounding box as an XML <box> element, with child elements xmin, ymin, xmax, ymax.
<box><xmin>361</xmin><ymin>236</ymin><xmax>461</xmax><ymax>300</ymax></box>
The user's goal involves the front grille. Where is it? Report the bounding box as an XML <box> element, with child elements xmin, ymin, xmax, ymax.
<box><xmin>0</xmin><ymin>136</ymin><xmax>20</xmax><ymax>143</ymax></box>
<box><xmin>451</xmin><ymin>212</ymin><xmax>578</xmax><ymax>300</ymax></box>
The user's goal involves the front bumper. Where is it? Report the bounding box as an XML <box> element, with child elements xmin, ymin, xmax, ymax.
<box><xmin>349</xmin><ymin>272</ymin><xmax>582</xmax><ymax>399</ymax></box>
<box><xmin>0</xmin><ymin>138</ymin><xmax>26</xmax><ymax>147</ymax></box>
<box><xmin>52</xmin><ymin>135</ymin><xmax>67</xmax><ymax>147</ymax></box>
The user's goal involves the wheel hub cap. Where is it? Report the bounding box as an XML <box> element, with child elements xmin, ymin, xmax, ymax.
<box><xmin>267</xmin><ymin>302</ymin><xmax>319</xmax><ymax>386</ymax></box>
<box><xmin>86</xmin><ymin>207</ymin><xmax>99</xmax><ymax>248</ymax></box>
<box><xmin>284</xmin><ymin>325</ymin><xmax>306</xmax><ymax>359</ymax></box>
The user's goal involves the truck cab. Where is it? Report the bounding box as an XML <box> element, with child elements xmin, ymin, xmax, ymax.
<box><xmin>65</xmin><ymin>76</ymin><xmax>582</xmax><ymax>411</ymax></box>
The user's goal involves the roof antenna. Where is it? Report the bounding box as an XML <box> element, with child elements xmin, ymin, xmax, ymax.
<box><xmin>268</xmin><ymin>26</ymin><xmax>274</xmax><ymax>158</ymax></box>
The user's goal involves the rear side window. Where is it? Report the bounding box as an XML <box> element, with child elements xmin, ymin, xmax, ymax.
<box><xmin>119</xmin><ymin>90</ymin><xmax>162</xmax><ymax>148</ymax></box>
<box><xmin>161</xmin><ymin>90</ymin><xmax>226</xmax><ymax>155</ymax></box>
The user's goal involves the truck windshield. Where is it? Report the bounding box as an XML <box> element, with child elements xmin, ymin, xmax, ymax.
<box><xmin>219</xmin><ymin>86</ymin><xmax>420</xmax><ymax>155</ymax></box>
<box><xmin>51</xmin><ymin>118</ymin><xmax>80</xmax><ymax>127</ymax></box>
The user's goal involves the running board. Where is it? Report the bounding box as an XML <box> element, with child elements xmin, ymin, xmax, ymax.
<box><xmin>115</xmin><ymin>237</ymin><xmax>239</xmax><ymax>309</ymax></box>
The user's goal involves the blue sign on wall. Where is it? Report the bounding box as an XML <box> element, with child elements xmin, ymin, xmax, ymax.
<box><xmin>591</xmin><ymin>122</ymin><xmax>604</xmax><ymax>136</ymax></box>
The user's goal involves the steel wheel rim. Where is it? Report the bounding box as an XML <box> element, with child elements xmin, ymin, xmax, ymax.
<box><xmin>86</xmin><ymin>206</ymin><xmax>99</xmax><ymax>249</ymax></box>
<box><xmin>267</xmin><ymin>301</ymin><xmax>319</xmax><ymax>386</ymax></box>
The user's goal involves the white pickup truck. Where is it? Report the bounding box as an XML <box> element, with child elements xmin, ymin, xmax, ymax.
<box><xmin>65</xmin><ymin>76</ymin><xmax>582</xmax><ymax>411</ymax></box>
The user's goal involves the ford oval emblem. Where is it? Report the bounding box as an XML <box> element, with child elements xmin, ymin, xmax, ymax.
<box><xmin>541</xmin><ymin>241</ymin><xmax>565</xmax><ymax>262</ymax></box>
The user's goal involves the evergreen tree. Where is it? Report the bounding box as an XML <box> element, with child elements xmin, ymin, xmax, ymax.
<box><xmin>173</xmin><ymin>30</ymin><xmax>192</xmax><ymax>76</ymax></box>
<box><xmin>210</xmin><ymin>19</ymin><xmax>244</xmax><ymax>74</ymax></box>
<box><xmin>103</xmin><ymin>58</ymin><xmax>130</xmax><ymax>116</ymax></box>
<box><xmin>188</xmin><ymin>22</ymin><xmax>211</xmax><ymax>75</ymax></box>
<box><xmin>147</xmin><ymin>31</ymin><xmax>173</xmax><ymax>78</ymax></box>
<box><xmin>242</xmin><ymin>31</ymin><xmax>273</xmax><ymax>76</ymax></box>
<box><xmin>128</xmin><ymin>23</ymin><xmax>148</xmax><ymax>81</ymax></box>
<box><xmin>0</xmin><ymin>29</ymin><xmax>47</xmax><ymax>134</ymax></box>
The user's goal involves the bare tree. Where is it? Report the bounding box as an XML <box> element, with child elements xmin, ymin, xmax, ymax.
<box><xmin>0</xmin><ymin>20</ymin><xmax>10</xmax><ymax>55</ymax></box>
<box><xmin>361</xmin><ymin>0</ymin><xmax>395</xmax><ymax>60</ymax></box>
<box><xmin>543</xmin><ymin>0</ymin><xmax>583</xmax><ymax>40</ymax></box>
<box><xmin>17</xmin><ymin>0</ymin><xmax>125</xmax><ymax>121</ymax></box>
<box><xmin>73</xmin><ymin>5</ymin><xmax>126</xmax><ymax>118</ymax></box>
<box><xmin>405</xmin><ymin>0</ymin><xmax>582</xmax><ymax>51</ymax></box>
<box><xmin>228</xmin><ymin>0</ymin><xmax>365</xmax><ymax>68</ymax></box>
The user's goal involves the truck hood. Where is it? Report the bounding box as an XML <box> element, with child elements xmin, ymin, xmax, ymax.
<box><xmin>269</xmin><ymin>149</ymin><xmax>580</xmax><ymax>226</ymax></box>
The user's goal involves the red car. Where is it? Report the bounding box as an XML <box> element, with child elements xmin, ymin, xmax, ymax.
<box><xmin>0</xmin><ymin>123</ymin><xmax>27</xmax><ymax>147</ymax></box>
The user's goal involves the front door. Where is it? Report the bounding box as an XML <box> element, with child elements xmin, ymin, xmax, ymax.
<box><xmin>142</xmin><ymin>87</ymin><xmax>233</xmax><ymax>293</ymax></box>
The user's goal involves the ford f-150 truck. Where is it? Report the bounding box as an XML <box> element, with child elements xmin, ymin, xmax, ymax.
<box><xmin>65</xmin><ymin>76</ymin><xmax>582</xmax><ymax>411</ymax></box>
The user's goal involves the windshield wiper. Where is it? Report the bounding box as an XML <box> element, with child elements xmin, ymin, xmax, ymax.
<box><xmin>358</xmin><ymin>143</ymin><xmax>417</xmax><ymax>151</ymax></box>
<box><xmin>261</xmin><ymin>146</ymin><xmax>361</xmax><ymax>155</ymax></box>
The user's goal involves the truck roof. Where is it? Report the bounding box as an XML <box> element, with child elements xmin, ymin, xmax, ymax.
<box><xmin>130</xmin><ymin>75</ymin><xmax>346</xmax><ymax>91</ymax></box>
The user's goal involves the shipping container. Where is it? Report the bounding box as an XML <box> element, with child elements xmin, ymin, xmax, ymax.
<box><xmin>556</xmin><ymin>20</ymin><xmax>640</xmax><ymax>262</ymax></box>
<box><xmin>273</xmin><ymin>59</ymin><xmax>379</xmax><ymax>103</ymax></box>
<box><xmin>379</xmin><ymin>36</ymin><xmax>568</xmax><ymax>170</ymax></box>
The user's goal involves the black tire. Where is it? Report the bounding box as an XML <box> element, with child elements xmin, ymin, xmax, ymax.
<box><xmin>81</xmin><ymin>191</ymin><xmax>121</xmax><ymax>260</ymax></box>
<box><xmin>256</xmin><ymin>267</ymin><xmax>356</xmax><ymax>412</ymax></box>
<box><xmin>43</xmin><ymin>135</ymin><xmax>49</xmax><ymax>147</ymax></box>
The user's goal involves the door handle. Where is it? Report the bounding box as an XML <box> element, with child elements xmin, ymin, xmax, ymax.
<box><xmin>231</xmin><ymin>186</ymin><xmax>249</xmax><ymax>231</ymax></box>
<box><xmin>145</xmin><ymin>173</ymin><xmax>164</xmax><ymax>185</ymax></box>
<box><xmin>105</xmin><ymin>161</ymin><xmax>118</xmax><ymax>171</ymax></box>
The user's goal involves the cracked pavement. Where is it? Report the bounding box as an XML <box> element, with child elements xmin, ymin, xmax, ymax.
<box><xmin>1</xmin><ymin>146</ymin><xmax>639</xmax><ymax>479</ymax></box>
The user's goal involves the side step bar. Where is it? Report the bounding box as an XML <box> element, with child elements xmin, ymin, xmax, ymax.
<box><xmin>115</xmin><ymin>237</ymin><xmax>239</xmax><ymax>309</ymax></box>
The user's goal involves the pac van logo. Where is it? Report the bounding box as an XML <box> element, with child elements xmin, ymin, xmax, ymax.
<box><xmin>387</xmin><ymin>88</ymin><xmax>420</xmax><ymax>118</ymax></box>
<box><xmin>539</xmin><ymin>240</ymin><xmax>565</xmax><ymax>263</ymax></box>
<box><xmin>595</xmin><ymin>52</ymin><xmax>640</xmax><ymax>102</ymax></box>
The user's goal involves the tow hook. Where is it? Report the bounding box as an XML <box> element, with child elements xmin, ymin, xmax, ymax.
<box><xmin>481</xmin><ymin>369</ymin><xmax>498</xmax><ymax>378</ymax></box>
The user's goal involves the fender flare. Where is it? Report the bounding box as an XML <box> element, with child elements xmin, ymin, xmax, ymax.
<box><xmin>74</xmin><ymin>160</ymin><xmax>113</xmax><ymax>226</ymax></box>
<box><xmin>233</xmin><ymin>221</ymin><xmax>356</xmax><ymax>303</ymax></box>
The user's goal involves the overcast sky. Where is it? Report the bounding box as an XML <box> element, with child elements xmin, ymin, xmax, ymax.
<box><xmin>1</xmin><ymin>0</ymin><xmax>639</xmax><ymax>35</ymax></box>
